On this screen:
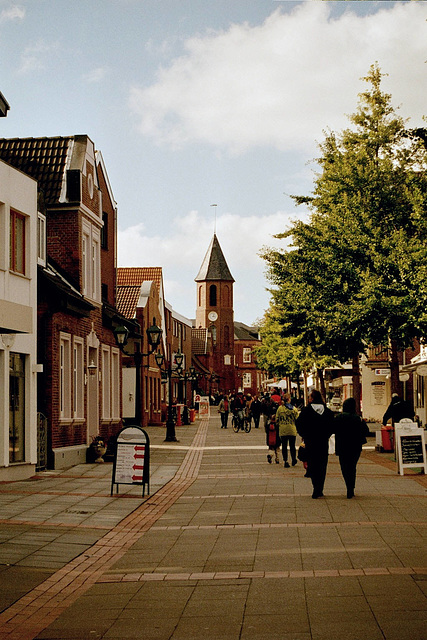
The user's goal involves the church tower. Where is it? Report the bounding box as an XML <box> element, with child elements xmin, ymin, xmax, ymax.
<box><xmin>195</xmin><ymin>234</ymin><xmax>235</xmax><ymax>394</ymax></box>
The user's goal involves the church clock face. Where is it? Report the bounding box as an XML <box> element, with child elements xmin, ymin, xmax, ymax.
<box><xmin>208</xmin><ymin>311</ymin><xmax>218</xmax><ymax>322</ymax></box>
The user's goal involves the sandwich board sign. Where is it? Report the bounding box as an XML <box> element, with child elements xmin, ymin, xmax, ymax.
<box><xmin>395</xmin><ymin>420</ymin><xmax>427</xmax><ymax>476</ymax></box>
<box><xmin>111</xmin><ymin>425</ymin><xmax>150</xmax><ymax>496</ymax></box>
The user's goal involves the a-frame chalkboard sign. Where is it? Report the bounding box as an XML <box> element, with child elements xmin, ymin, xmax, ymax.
<box><xmin>395</xmin><ymin>421</ymin><xmax>427</xmax><ymax>476</ymax></box>
<box><xmin>111</xmin><ymin>425</ymin><xmax>150</xmax><ymax>496</ymax></box>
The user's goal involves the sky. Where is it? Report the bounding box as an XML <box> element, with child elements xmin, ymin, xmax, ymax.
<box><xmin>1</xmin><ymin>1</ymin><xmax>426</xmax><ymax>325</ymax></box>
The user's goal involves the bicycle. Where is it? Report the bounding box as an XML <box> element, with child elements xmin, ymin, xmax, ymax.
<box><xmin>232</xmin><ymin>410</ymin><xmax>245</xmax><ymax>433</ymax></box>
<box><xmin>244</xmin><ymin>413</ymin><xmax>252</xmax><ymax>432</ymax></box>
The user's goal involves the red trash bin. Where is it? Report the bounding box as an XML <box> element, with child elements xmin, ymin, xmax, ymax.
<box><xmin>189</xmin><ymin>409</ymin><xmax>196</xmax><ymax>423</ymax></box>
<box><xmin>381</xmin><ymin>425</ymin><xmax>394</xmax><ymax>452</ymax></box>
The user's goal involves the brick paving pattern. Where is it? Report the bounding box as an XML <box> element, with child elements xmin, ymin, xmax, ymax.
<box><xmin>0</xmin><ymin>414</ymin><xmax>425</xmax><ymax>639</ymax></box>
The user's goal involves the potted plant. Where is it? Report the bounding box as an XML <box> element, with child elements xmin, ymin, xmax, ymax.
<box><xmin>90</xmin><ymin>436</ymin><xmax>107</xmax><ymax>463</ymax></box>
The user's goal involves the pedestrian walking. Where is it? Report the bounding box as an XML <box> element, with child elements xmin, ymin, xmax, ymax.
<box><xmin>296</xmin><ymin>390</ymin><xmax>335</xmax><ymax>498</ymax></box>
<box><xmin>382</xmin><ymin>393</ymin><xmax>415</xmax><ymax>426</ymax></box>
<box><xmin>335</xmin><ymin>397</ymin><xmax>370</xmax><ymax>498</ymax></box>
<box><xmin>218</xmin><ymin>394</ymin><xmax>230</xmax><ymax>429</ymax></box>
<box><xmin>231</xmin><ymin>391</ymin><xmax>246</xmax><ymax>432</ymax></box>
<box><xmin>265</xmin><ymin>410</ymin><xmax>280</xmax><ymax>464</ymax></box>
<box><xmin>245</xmin><ymin>394</ymin><xmax>253</xmax><ymax>428</ymax></box>
<box><xmin>276</xmin><ymin>394</ymin><xmax>299</xmax><ymax>467</ymax></box>
<box><xmin>251</xmin><ymin>395</ymin><xmax>262</xmax><ymax>428</ymax></box>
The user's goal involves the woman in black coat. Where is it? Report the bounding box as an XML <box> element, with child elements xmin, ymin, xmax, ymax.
<box><xmin>334</xmin><ymin>397</ymin><xmax>369</xmax><ymax>499</ymax></box>
<box><xmin>296</xmin><ymin>390</ymin><xmax>335</xmax><ymax>499</ymax></box>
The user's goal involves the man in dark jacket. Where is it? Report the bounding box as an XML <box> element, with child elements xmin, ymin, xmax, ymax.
<box><xmin>296</xmin><ymin>390</ymin><xmax>335</xmax><ymax>499</ymax></box>
<box><xmin>335</xmin><ymin>398</ymin><xmax>370</xmax><ymax>499</ymax></box>
<box><xmin>382</xmin><ymin>394</ymin><xmax>414</xmax><ymax>426</ymax></box>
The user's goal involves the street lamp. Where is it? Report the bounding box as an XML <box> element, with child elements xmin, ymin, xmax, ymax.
<box><xmin>155</xmin><ymin>349</ymin><xmax>184</xmax><ymax>442</ymax></box>
<box><xmin>114</xmin><ymin>318</ymin><xmax>162</xmax><ymax>426</ymax></box>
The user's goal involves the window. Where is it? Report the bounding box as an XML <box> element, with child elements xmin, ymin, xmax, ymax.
<box><xmin>73</xmin><ymin>338</ymin><xmax>84</xmax><ymax>418</ymax></box>
<box><xmin>111</xmin><ymin>348</ymin><xmax>120</xmax><ymax>419</ymax></box>
<box><xmin>243</xmin><ymin>372</ymin><xmax>252</xmax><ymax>388</ymax></box>
<box><xmin>10</xmin><ymin>209</ymin><xmax>26</xmax><ymax>274</ymax></box>
<box><xmin>243</xmin><ymin>348</ymin><xmax>252</xmax><ymax>363</ymax></box>
<box><xmin>101</xmin><ymin>211</ymin><xmax>108</xmax><ymax>249</ymax></box>
<box><xmin>37</xmin><ymin>212</ymin><xmax>46</xmax><ymax>266</ymax></box>
<box><xmin>224</xmin><ymin>325</ymin><xmax>230</xmax><ymax>349</ymax></box>
<box><xmin>415</xmin><ymin>375</ymin><xmax>425</xmax><ymax>409</ymax></box>
<box><xmin>82</xmin><ymin>220</ymin><xmax>100</xmax><ymax>301</ymax></box>
<box><xmin>102</xmin><ymin>347</ymin><xmax>111</xmax><ymax>419</ymax></box>
<box><xmin>60</xmin><ymin>332</ymin><xmax>72</xmax><ymax>419</ymax></box>
<box><xmin>209</xmin><ymin>284</ymin><xmax>217</xmax><ymax>306</ymax></box>
<box><xmin>102</xmin><ymin>346</ymin><xmax>120</xmax><ymax>420</ymax></box>
<box><xmin>224</xmin><ymin>355</ymin><xmax>231</xmax><ymax>365</ymax></box>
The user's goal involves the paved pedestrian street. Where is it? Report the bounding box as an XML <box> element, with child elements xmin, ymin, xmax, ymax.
<box><xmin>0</xmin><ymin>414</ymin><xmax>426</xmax><ymax>639</ymax></box>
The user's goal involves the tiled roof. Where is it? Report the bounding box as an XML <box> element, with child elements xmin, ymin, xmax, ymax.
<box><xmin>116</xmin><ymin>286</ymin><xmax>140</xmax><ymax>319</ymax></box>
<box><xmin>0</xmin><ymin>137</ymin><xmax>71</xmax><ymax>204</ymax></box>
<box><xmin>192</xmin><ymin>328</ymin><xmax>208</xmax><ymax>354</ymax></box>
<box><xmin>234</xmin><ymin>322</ymin><xmax>260</xmax><ymax>341</ymax></box>
<box><xmin>117</xmin><ymin>267</ymin><xmax>163</xmax><ymax>291</ymax></box>
<box><xmin>195</xmin><ymin>234</ymin><xmax>234</xmax><ymax>282</ymax></box>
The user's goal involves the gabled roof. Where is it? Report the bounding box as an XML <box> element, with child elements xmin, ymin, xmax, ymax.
<box><xmin>234</xmin><ymin>321</ymin><xmax>260</xmax><ymax>341</ymax></box>
<box><xmin>116</xmin><ymin>286</ymin><xmax>140</xmax><ymax>319</ymax></box>
<box><xmin>195</xmin><ymin>234</ymin><xmax>234</xmax><ymax>282</ymax></box>
<box><xmin>0</xmin><ymin>136</ymin><xmax>72</xmax><ymax>203</ymax></box>
<box><xmin>192</xmin><ymin>328</ymin><xmax>209</xmax><ymax>354</ymax></box>
<box><xmin>116</xmin><ymin>267</ymin><xmax>164</xmax><ymax>320</ymax></box>
<box><xmin>117</xmin><ymin>267</ymin><xmax>163</xmax><ymax>291</ymax></box>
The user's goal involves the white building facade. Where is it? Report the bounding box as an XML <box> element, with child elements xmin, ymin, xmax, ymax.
<box><xmin>0</xmin><ymin>159</ymin><xmax>39</xmax><ymax>480</ymax></box>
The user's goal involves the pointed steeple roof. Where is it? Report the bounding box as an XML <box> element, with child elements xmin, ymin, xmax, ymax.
<box><xmin>195</xmin><ymin>234</ymin><xmax>234</xmax><ymax>282</ymax></box>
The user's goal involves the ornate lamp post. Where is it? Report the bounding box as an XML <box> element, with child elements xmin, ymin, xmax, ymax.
<box><xmin>155</xmin><ymin>350</ymin><xmax>185</xmax><ymax>442</ymax></box>
<box><xmin>114</xmin><ymin>318</ymin><xmax>162</xmax><ymax>426</ymax></box>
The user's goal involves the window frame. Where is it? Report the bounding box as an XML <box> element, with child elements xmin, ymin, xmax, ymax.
<box><xmin>10</xmin><ymin>209</ymin><xmax>26</xmax><ymax>275</ymax></box>
<box><xmin>243</xmin><ymin>347</ymin><xmax>252</xmax><ymax>364</ymax></box>
<box><xmin>73</xmin><ymin>337</ymin><xmax>84</xmax><ymax>419</ymax></box>
<box><xmin>59</xmin><ymin>332</ymin><xmax>72</xmax><ymax>420</ymax></box>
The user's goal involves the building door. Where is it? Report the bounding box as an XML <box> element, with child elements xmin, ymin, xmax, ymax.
<box><xmin>9</xmin><ymin>352</ymin><xmax>25</xmax><ymax>463</ymax></box>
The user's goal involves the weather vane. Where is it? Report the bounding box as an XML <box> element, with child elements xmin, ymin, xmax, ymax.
<box><xmin>210</xmin><ymin>204</ymin><xmax>217</xmax><ymax>234</ymax></box>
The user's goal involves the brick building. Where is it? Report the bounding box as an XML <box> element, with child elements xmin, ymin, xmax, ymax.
<box><xmin>0</xmin><ymin>136</ymin><xmax>126</xmax><ymax>469</ymax></box>
<box><xmin>193</xmin><ymin>234</ymin><xmax>265</xmax><ymax>398</ymax></box>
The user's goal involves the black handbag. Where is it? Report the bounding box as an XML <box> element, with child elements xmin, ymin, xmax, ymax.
<box><xmin>297</xmin><ymin>444</ymin><xmax>307</xmax><ymax>462</ymax></box>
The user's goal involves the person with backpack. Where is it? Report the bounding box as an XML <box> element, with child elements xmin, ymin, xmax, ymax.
<box><xmin>276</xmin><ymin>394</ymin><xmax>299</xmax><ymax>468</ymax></box>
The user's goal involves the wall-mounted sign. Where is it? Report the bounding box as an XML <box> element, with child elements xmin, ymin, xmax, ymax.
<box><xmin>375</xmin><ymin>369</ymin><xmax>390</xmax><ymax>376</ymax></box>
<box><xmin>416</xmin><ymin>364</ymin><xmax>427</xmax><ymax>376</ymax></box>
<box><xmin>111</xmin><ymin>425</ymin><xmax>150</xmax><ymax>496</ymax></box>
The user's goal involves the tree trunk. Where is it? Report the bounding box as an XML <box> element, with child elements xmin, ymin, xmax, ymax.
<box><xmin>317</xmin><ymin>368</ymin><xmax>327</xmax><ymax>402</ymax></box>
<box><xmin>389</xmin><ymin>339</ymin><xmax>402</xmax><ymax>396</ymax></box>
<box><xmin>352</xmin><ymin>353</ymin><xmax>362</xmax><ymax>415</ymax></box>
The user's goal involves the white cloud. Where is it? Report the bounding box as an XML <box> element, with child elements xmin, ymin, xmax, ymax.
<box><xmin>18</xmin><ymin>39</ymin><xmax>58</xmax><ymax>74</ymax></box>
<box><xmin>118</xmin><ymin>209</ymin><xmax>295</xmax><ymax>323</ymax></box>
<box><xmin>0</xmin><ymin>5</ymin><xmax>25</xmax><ymax>23</ymax></box>
<box><xmin>129</xmin><ymin>2</ymin><xmax>427</xmax><ymax>154</ymax></box>
<box><xmin>82</xmin><ymin>66</ymin><xmax>109</xmax><ymax>84</ymax></box>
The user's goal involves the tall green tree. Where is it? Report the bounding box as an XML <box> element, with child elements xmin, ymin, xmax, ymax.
<box><xmin>263</xmin><ymin>63</ymin><xmax>427</xmax><ymax>399</ymax></box>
